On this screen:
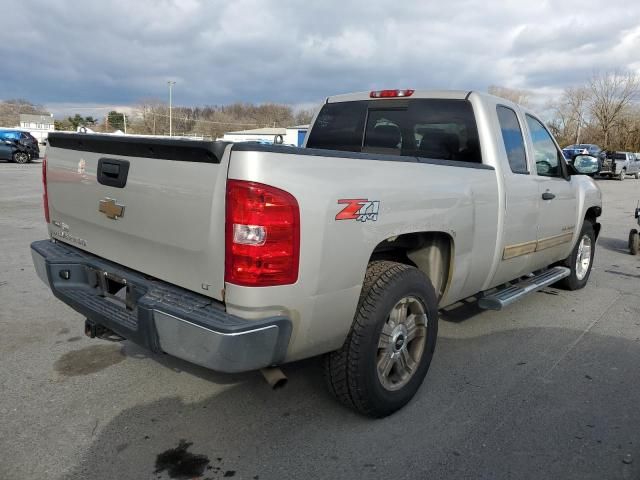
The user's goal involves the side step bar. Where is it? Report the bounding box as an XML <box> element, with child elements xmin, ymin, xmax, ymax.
<box><xmin>478</xmin><ymin>266</ymin><xmax>570</xmax><ymax>311</ymax></box>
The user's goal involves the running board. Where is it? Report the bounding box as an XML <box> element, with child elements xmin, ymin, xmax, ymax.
<box><xmin>478</xmin><ymin>266</ymin><xmax>570</xmax><ymax>311</ymax></box>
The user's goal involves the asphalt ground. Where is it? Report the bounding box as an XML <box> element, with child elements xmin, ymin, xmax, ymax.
<box><xmin>1</xmin><ymin>160</ymin><xmax>639</xmax><ymax>480</ymax></box>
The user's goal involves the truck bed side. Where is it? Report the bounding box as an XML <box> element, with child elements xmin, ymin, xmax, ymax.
<box><xmin>224</xmin><ymin>144</ymin><xmax>499</xmax><ymax>360</ymax></box>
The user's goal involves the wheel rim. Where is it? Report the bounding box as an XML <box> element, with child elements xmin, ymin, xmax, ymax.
<box><xmin>575</xmin><ymin>235</ymin><xmax>592</xmax><ymax>281</ymax></box>
<box><xmin>376</xmin><ymin>296</ymin><xmax>428</xmax><ymax>391</ymax></box>
<box><xmin>15</xmin><ymin>152</ymin><xmax>28</xmax><ymax>163</ymax></box>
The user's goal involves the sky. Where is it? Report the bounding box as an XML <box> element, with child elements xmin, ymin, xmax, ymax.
<box><xmin>1</xmin><ymin>0</ymin><xmax>639</xmax><ymax>118</ymax></box>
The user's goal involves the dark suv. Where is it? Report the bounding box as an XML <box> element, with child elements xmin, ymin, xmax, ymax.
<box><xmin>0</xmin><ymin>137</ymin><xmax>31</xmax><ymax>163</ymax></box>
<box><xmin>0</xmin><ymin>130</ymin><xmax>40</xmax><ymax>160</ymax></box>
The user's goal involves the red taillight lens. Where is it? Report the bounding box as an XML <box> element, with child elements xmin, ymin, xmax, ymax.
<box><xmin>370</xmin><ymin>89</ymin><xmax>415</xmax><ymax>98</ymax></box>
<box><xmin>42</xmin><ymin>156</ymin><xmax>50</xmax><ymax>223</ymax></box>
<box><xmin>225</xmin><ymin>180</ymin><xmax>300</xmax><ymax>287</ymax></box>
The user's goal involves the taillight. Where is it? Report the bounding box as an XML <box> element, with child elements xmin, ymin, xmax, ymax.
<box><xmin>42</xmin><ymin>156</ymin><xmax>50</xmax><ymax>223</ymax></box>
<box><xmin>370</xmin><ymin>89</ymin><xmax>415</xmax><ymax>98</ymax></box>
<box><xmin>225</xmin><ymin>180</ymin><xmax>300</xmax><ymax>287</ymax></box>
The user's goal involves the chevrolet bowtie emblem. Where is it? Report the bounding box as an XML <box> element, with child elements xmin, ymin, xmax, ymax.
<box><xmin>99</xmin><ymin>198</ymin><xmax>125</xmax><ymax>220</ymax></box>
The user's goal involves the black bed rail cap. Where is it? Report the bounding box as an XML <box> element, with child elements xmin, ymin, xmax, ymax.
<box><xmin>47</xmin><ymin>132</ymin><xmax>229</xmax><ymax>164</ymax></box>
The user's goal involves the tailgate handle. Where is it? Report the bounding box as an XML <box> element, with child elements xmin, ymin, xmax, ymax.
<box><xmin>98</xmin><ymin>158</ymin><xmax>130</xmax><ymax>188</ymax></box>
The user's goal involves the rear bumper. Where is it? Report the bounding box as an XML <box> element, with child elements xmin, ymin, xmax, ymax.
<box><xmin>31</xmin><ymin>239</ymin><xmax>291</xmax><ymax>373</ymax></box>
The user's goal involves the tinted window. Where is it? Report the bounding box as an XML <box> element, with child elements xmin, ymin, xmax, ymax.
<box><xmin>364</xmin><ymin>100</ymin><xmax>482</xmax><ymax>162</ymax></box>
<box><xmin>0</xmin><ymin>131</ymin><xmax>19</xmax><ymax>140</ymax></box>
<box><xmin>307</xmin><ymin>99</ymin><xmax>482</xmax><ymax>163</ymax></box>
<box><xmin>525</xmin><ymin>115</ymin><xmax>563</xmax><ymax>177</ymax></box>
<box><xmin>496</xmin><ymin>106</ymin><xmax>527</xmax><ymax>173</ymax></box>
<box><xmin>305</xmin><ymin>101</ymin><xmax>367</xmax><ymax>152</ymax></box>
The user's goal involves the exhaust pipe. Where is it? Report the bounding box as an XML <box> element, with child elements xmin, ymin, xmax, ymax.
<box><xmin>260</xmin><ymin>367</ymin><xmax>288</xmax><ymax>389</ymax></box>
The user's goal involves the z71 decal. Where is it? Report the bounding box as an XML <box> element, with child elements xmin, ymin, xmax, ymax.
<box><xmin>336</xmin><ymin>199</ymin><xmax>380</xmax><ymax>222</ymax></box>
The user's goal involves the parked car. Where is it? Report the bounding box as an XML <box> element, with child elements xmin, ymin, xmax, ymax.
<box><xmin>32</xmin><ymin>90</ymin><xmax>602</xmax><ymax>417</ymax></box>
<box><xmin>599</xmin><ymin>151</ymin><xmax>640</xmax><ymax>180</ymax></box>
<box><xmin>563</xmin><ymin>144</ymin><xmax>605</xmax><ymax>161</ymax></box>
<box><xmin>0</xmin><ymin>129</ymin><xmax>40</xmax><ymax>160</ymax></box>
<box><xmin>0</xmin><ymin>137</ymin><xmax>31</xmax><ymax>163</ymax></box>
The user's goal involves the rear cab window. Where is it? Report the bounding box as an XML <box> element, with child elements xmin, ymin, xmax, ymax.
<box><xmin>307</xmin><ymin>99</ymin><xmax>482</xmax><ymax>164</ymax></box>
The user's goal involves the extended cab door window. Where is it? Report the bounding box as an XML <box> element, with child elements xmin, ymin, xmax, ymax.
<box><xmin>496</xmin><ymin>105</ymin><xmax>528</xmax><ymax>174</ymax></box>
<box><xmin>525</xmin><ymin>115</ymin><xmax>565</xmax><ymax>178</ymax></box>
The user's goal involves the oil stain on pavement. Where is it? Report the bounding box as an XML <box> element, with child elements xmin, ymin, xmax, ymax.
<box><xmin>54</xmin><ymin>344</ymin><xmax>125</xmax><ymax>376</ymax></box>
<box><xmin>154</xmin><ymin>439</ymin><xmax>210</xmax><ymax>479</ymax></box>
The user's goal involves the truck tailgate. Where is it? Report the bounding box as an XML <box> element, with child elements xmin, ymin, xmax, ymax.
<box><xmin>45</xmin><ymin>134</ymin><xmax>229</xmax><ymax>301</ymax></box>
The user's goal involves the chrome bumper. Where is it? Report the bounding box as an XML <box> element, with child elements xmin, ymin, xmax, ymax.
<box><xmin>31</xmin><ymin>240</ymin><xmax>291</xmax><ymax>373</ymax></box>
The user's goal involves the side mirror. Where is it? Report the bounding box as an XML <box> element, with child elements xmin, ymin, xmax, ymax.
<box><xmin>573</xmin><ymin>155</ymin><xmax>600</xmax><ymax>175</ymax></box>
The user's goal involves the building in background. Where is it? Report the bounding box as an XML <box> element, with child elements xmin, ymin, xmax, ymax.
<box><xmin>223</xmin><ymin>125</ymin><xmax>308</xmax><ymax>146</ymax></box>
<box><xmin>19</xmin><ymin>114</ymin><xmax>55</xmax><ymax>144</ymax></box>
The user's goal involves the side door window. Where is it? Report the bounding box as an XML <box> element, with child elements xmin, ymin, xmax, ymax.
<box><xmin>525</xmin><ymin>115</ymin><xmax>565</xmax><ymax>177</ymax></box>
<box><xmin>496</xmin><ymin>105</ymin><xmax>528</xmax><ymax>174</ymax></box>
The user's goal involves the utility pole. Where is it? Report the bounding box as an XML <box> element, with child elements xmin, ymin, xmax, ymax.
<box><xmin>123</xmin><ymin>113</ymin><xmax>127</xmax><ymax>135</ymax></box>
<box><xmin>168</xmin><ymin>80</ymin><xmax>176</xmax><ymax>136</ymax></box>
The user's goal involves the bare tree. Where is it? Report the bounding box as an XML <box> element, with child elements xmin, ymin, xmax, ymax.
<box><xmin>293</xmin><ymin>108</ymin><xmax>316</xmax><ymax>126</ymax></box>
<box><xmin>587</xmin><ymin>71</ymin><xmax>639</xmax><ymax>148</ymax></box>
<box><xmin>547</xmin><ymin>86</ymin><xmax>590</xmax><ymax>146</ymax></box>
<box><xmin>564</xmin><ymin>86</ymin><xmax>590</xmax><ymax>144</ymax></box>
<box><xmin>488</xmin><ymin>85</ymin><xmax>531</xmax><ymax>107</ymax></box>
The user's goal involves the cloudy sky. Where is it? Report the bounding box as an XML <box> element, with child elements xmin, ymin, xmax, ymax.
<box><xmin>2</xmin><ymin>0</ymin><xmax>639</xmax><ymax>117</ymax></box>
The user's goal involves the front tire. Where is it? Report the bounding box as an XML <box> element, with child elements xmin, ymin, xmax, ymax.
<box><xmin>324</xmin><ymin>261</ymin><xmax>438</xmax><ymax>417</ymax></box>
<box><xmin>556</xmin><ymin>222</ymin><xmax>595</xmax><ymax>290</ymax></box>
<box><xmin>630</xmin><ymin>229</ymin><xmax>639</xmax><ymax>255</ymax></box>
<box><xmin>13</xmin><ymin>151</ymin><xmax>29</xmax><ymax>164</ymax></box>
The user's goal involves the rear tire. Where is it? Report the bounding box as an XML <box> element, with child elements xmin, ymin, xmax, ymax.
<box><xmin>634</xmin><ymin>172</ymin><xmax>639</xmax><ymax>180</ymax></box>
<box><xmin>556</xmin><ymin>221</ymin><xmax>595</xmax><ymax>290</ymax></box>
<box><xmin>324</xmin><ymin>261</ymin><xmax>438</xmax><ymax>417</ymax></box>
<box><xmin>618</xmin><ymin>169</ymin><xmax>626</xmax><ymax>181</ymax></box>
<box><xmin>630</xmin><ymin>229</ymin><xmax>639</xmax><ymax>255</ymax></box>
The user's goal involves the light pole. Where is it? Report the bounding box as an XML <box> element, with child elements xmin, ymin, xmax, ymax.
<box><xmin>167</xmin><ymin>81</ymin><xmax>176</xmax><ymax>136</ymax></box>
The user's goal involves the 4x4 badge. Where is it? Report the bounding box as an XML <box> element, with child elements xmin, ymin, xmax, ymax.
<box><xmin>336</xmin><ymin>199</ymin><xmax>380</xmax><ymax>222</ymax></box>
<box><xmin>99</xmin><ymin>198</ymin><xmax>125</xmax><ymax>220</ymax></box>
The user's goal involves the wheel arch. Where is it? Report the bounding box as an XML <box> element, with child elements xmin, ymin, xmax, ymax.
<box><xmin>584</xmin><ymin>206</ymin><xmax>602</xmax><ymax>239</ymax></box>
<box><xmin>369</xmin><ymin>231</ymin><xmax>454</xmax><ymax>302</ymax></box>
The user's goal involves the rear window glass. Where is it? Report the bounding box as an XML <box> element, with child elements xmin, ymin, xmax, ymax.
<box><xmin>611</xmin><ymin>153</ymin><xmax>627</xmax><ymax>160</ymax></box>
<box><xmin>305</xmin><ymin>101</ymin><xmax>367</xmax><ymax>152</ymax></box>
<box><xmin>306</xmin><ymin>99</ymin><xmax>482</xmax><ymax>163</ymax></box>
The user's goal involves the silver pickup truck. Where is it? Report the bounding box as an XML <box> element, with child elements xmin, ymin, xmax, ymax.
<box><xmin>31</xmin><ymin>90</ymin><xmax>602</xmax><ymax>417</ymax></box>
<box><xmin>599</xmin><ymin>151</ymin><xmax>640</xmax><ymax>180</ymax></box>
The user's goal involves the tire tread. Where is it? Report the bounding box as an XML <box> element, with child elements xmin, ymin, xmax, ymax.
<box><xmin>324</xmin><ymin>261</ymin><xmax>421</xmax><ymax>416</ymax></box>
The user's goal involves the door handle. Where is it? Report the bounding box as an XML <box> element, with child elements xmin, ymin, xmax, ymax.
<box><xmin>97</xmin><ymin>158</ymin><xmax>130</xmax><ymax>188</ymax></box>
<box><xmin>542</xmin><ymin>191</ymin><xmax>555</xmax><ymax>200</ymax></box>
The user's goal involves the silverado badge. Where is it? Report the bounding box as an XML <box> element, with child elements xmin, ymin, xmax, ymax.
<box><xmin>99</xmin><ymin>198</ymin><xmax>125</xmax><ymax>220</ymax></box>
